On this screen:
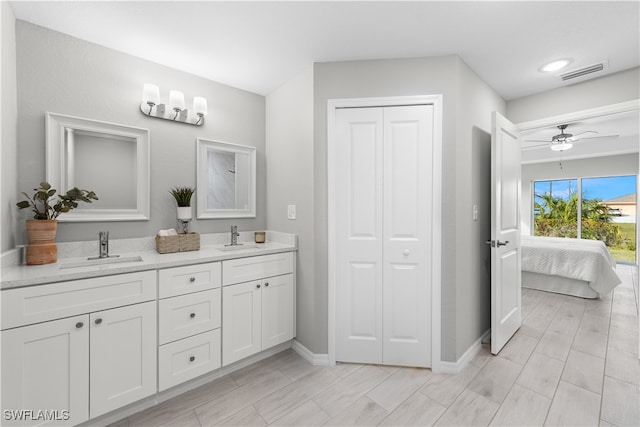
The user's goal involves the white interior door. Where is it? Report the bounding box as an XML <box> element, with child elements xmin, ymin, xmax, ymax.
<box><xmin>335</xmin><ymin>107</ymin><xmax>384</xmax><ymax>364</ymax></box>
<box><xmin>335</xmin><ymin>105</ymin><xmax>432</xmax><ymax>367</ymax></box>
<box><xmin>490</xmin><ymin>111</ymin><xmax>522</xmax><ymax>354</ymax></box>
<box><xmin>382</xmin><ymin>106</ymin><xmax>432</xmax><ymax>367</ymax></box>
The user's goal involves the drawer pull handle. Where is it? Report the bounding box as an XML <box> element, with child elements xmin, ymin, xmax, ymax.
<box><xmin>256</xmin><ymin>284</ymin><xmax>261</xmax><ymax>289</ymax></box>
<box><xmin>76</xmin><ymin>322</ymin><xmax>84</xmax><ymax>329</ymax></box>
<box><xmin>190</xmin><ymin>313</ymin><xmax>196</xmax><ymax>319</ymax></box>
<box><xmin>264</xmin><ymin>282</ymin><xmax>269</xmax><ymax>287</ymax></box>
<box><xmin>189</xmin><ymin>277</ymin><xmax>196</xmax><ymax>283</ymax></box>
<box><xmin>189</xmin><ymin>356</ymin><xmax>195</xmax><ymax>362</ymax></box>
<box><xmin>95</xmin><ymin>318</ymin><xmax>103</xmax><ymax>325</ymax></box>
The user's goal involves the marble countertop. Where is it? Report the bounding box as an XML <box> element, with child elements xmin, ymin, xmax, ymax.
<box><xmin>1</xmin><ymin>231</ymin><xmax>297</xmax><ymax>290</ymax></box>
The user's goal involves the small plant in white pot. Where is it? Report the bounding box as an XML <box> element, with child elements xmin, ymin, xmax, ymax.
<box><xmin>170</xmin><ymin>186</ymin><xmax>195</xmax><ymax>226</ymax></box>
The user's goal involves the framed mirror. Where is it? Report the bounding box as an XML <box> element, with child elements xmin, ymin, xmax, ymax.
<box><xmin>46</xmin><ymin>112</ymin><xmax>150</xmax><ymax>221</ymax></box>
<box><xmin>196</xmin><ymin>138</ymin><xmax>256</xmax><ymax>219</ymax></box>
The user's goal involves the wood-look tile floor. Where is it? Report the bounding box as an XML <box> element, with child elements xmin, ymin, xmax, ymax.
<box><xmin>113</xmin><ymin>264</ymin><xmax>639</xmax><ymax>426</ymax></box>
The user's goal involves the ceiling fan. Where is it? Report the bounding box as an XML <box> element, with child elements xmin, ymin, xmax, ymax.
<box><xmin>522</xmin><ymin>124</ymin><xmax>619</xmax><ymax>152</ymax></box>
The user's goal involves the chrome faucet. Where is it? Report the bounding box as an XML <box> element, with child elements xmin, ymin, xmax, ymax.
<box><xmin>88</xmin><ymin>231</ymin><xmax>119</xmax><ymax>260</ymax></box>
<box><xmin>99</xmin><ymin>231</ymin><xmax>110</xmax><ymax>258</ymax></box>
<box><xmin>227</xmin><ymin>225</ymin><xmax>242</xmax><ymax>247</ymax></box>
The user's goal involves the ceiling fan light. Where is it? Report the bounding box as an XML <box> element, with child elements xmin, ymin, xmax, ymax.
<box><xmin>541</xmin><ymin>59</ymin><xmax>571</xmax><ymax>73</ymax></box>
<box><xmin>550</xmin><ymin>142</ymin><xmax>573</xmax><ymax>151</ymax></box>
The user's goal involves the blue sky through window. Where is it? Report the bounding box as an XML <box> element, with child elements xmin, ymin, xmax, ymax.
<box><xmin>582</xmin><ymin>175</ymin><xmax>637</xmax><ymax>201</ymax></box>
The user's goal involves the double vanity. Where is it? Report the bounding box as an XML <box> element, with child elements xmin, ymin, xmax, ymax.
<box><xmin>1</xmin><ymin>231</ymin><xmax>296</xmax><ymax>426</ymax></box>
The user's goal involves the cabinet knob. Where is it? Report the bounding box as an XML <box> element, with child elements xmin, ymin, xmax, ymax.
<box><xmin>76</xmin><ymin>322</ymin><xmax>84</xmax><ymax>329</ymax></box>
<box><xmin>264</xmin><ymin>282</ymin><xmax>269</xmax><ymax>287</ymax></box>
<box><xmin>95</xmin><ymin>318</ymin><xmax>103</xmax><ymax>325</ymax></box>
<box><xmin>190</xmin><ymin>313</ymin><xmax>196</xmax><ymax>319</ymax></box>
<box><xmin>256</xmin><ymin>284</ymin><xmax>261</xmax><ymax>289</ymax></box>
<box><xmin>189</xmin><ymin>277</ymin><xmax>196</xmax><ymax>283</ymax></box>
<box><xmin>189</xmin><ymin>356</ymin><xmax>195</xmax><ymax>362</ymax></box>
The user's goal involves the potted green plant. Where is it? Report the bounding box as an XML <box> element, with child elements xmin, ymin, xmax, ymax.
<box><xmin>170</xmin><ymin>186</ymin><xmax>195</xmax><ymax>221</ymax></box>
<box><xmin>17</xmin><ymin>181</ymin><xmax>98</xmax><ymax>265</ymax></box>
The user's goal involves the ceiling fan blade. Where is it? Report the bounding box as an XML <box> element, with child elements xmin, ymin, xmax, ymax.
<box><xmin>523</xmin><ymin>139</ymin><xmax>551</xmax><ymax>143</ymax></box>
<box><xmin>521</xmin><ymin>143</ymin><xmax>549</xmax><ymax>151</ymax></box>
<box><xmin>573</xmin><ymin>134</ymin><xmax>620</xmax><ymax>143</ymax></box>
<box><xmin>570</xmin><ymin>130</ymin><xmax>598</xmax><ymax>139</ymax></box>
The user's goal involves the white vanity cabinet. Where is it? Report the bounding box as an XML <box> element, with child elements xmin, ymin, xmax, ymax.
<box><xmin>89</xmin><ymin>301</ymin><xmax>157</xmax><ymax>418</ymax></box>
<box><xmin>1</xmin><ymin>315</ymin><xmax>90</xmax><ymax>426</ymax></box>
<box><xmin>157</xmin><ymin>262</ymin><xmax>222</xmax><ymax>391</ymax></box>
<box><xmin>222</xmin><ymin>253</ymin><xmax>294</xmax><ymax>366</ymax></box>
<box><xmin>1</xmin><ymin>271</ymin><xmax>157</xmax><ymax>426</ymax></box>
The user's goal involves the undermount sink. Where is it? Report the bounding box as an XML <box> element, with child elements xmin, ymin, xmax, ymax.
<box><xmin>217</xmin><ymin>244</ymin><xmax>260</xmax><ymax>252</ymax></box>
<box><xmin>59</xmin><ymin>255</ymin><xmax>144</xmax><ymax>269</ymax></box>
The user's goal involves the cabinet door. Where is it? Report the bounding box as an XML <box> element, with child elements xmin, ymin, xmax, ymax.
<box><xmin>89</xmin><ymin>301</ymin><xmax>156</xmax><ymax>418</ymax></box>
<box><xmin>222</xmin><ymin>281</ymin><xmax>261</xmax><ymax>366</ymax></box>
<box><xmin>261</xmin><ymin>274</ymin><xmax>294</xmax><ymax>349</ymax></box>
<box><xmin>1</xmin><ymin>316</ymin><xmax>89</xmax><ymax>426</ymax></box>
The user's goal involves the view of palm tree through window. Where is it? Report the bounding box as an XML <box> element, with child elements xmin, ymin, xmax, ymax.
<box><xmin>534</xmin><ymin>175</ymin><xmax>637</xmax><ymax>263</ymax></box>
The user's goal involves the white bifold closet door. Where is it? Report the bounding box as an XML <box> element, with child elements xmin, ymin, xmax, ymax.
<box><xmin>335</xmin><ymin>105</ymin><xmax>433</xmax><ymax>368</ymax></box>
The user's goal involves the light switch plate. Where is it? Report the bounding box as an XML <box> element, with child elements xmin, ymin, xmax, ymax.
<box><xmin>287</xmin><ymin>204</ymin><xmax>296</xmax><ymax>220</ymax></box>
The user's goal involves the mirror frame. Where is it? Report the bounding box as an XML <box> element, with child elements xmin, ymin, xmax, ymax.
<box><xmin>196</xmin><ymin>138</ymin><xmax>257</xmax><ymax>219</ymax></box>
<box><xmin>46</xmin><ymin>112</ymin><xmax>150</xmax><ymax>221</ymax></box>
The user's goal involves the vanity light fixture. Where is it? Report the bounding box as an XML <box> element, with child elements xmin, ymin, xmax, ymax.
<box><xmin>140</xmin><ymin>84</ymin><xmax>207</xmax><ymax>126</ymax></box>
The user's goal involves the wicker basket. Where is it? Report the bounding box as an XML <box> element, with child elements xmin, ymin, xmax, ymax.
<box><xmin>156</xmin><ymin>232</ymin><xmax>200</xmax><ymax>254</ymax></box>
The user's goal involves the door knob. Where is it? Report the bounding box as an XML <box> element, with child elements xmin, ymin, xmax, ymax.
<box><xmin>403</xmin><ymin>249</ymin><xmax>410</xmax><ymax>256</ymax></box>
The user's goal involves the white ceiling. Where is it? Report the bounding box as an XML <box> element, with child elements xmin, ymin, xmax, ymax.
<box><xmin>8</xmin><ymin>1</ymin><xmax>640</xmax><ymax>99</ymax></box>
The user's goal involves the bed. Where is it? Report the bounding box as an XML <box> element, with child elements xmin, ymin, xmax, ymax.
<box><xmin>521</xmin><ymin>235</ymin><xmax>622</xmax><ymax>299</ymax></box>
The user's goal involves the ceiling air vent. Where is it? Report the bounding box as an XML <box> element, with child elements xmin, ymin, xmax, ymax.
<box><xmin>560</xmin><ymin>62</ymin><xmax>607</xmax><ymax>81</ymax></box>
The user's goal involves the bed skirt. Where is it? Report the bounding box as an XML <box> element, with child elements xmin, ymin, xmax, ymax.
<box><xmin>522</xmin><ymin>271</ymin><xmax>599</xmax><ymax>299</ymax></box>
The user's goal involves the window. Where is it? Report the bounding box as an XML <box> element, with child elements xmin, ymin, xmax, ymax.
<box><xmin>533</xmin><ymin>175</ymin><xmax>637</xmax><ymax>263</ymax></box>
<box><xmin>533</xmin><ymin>179</ymin><xmax>579</xmax><ymax>238</ymax></box>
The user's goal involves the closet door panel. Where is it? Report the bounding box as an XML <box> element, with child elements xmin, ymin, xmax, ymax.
<box><xmin>335</xmin><ymin>107</ymin><xmax>384</xmax><ymax>364</ymax></box>
<box><xmin>383</xmin><ymin>105</ymin><xmax>433</xmax><ymax>367</ymax></box>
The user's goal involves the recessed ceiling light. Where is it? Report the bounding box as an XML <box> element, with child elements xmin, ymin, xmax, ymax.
<box><xmin>541</xmin><ymin>59</ymin><xmax>572</xmax><ymax>73</ymax></box>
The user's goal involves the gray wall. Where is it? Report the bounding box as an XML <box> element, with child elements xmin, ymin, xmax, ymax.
<box><xmin>14</xmin><ymin>21</ymin><xmax>266</xmax><ymax>244</ymax></box>
<box><xmin>507</xmin><ymin>67</ymin><xmax>640</xmax><ymax>123</ymax></box>
<box><xmin>1</xmin><ymin>2</ymin><xmax>18</xmax><ymax>252</ymax></box>
<box><xmin>265</xmin><ymin>67</ymin><xmax>315</xmax><ymax>351</ymax></box>
<box><xmin>312</xmin><ymin>56</ymin><xmax>505</xmax><ymax>361</ymax></box>
<box><xmin>455</xmin><ymin>63</ymin><xmax>505</xmax><ymax>358</ymax></box>
<box><xmin>521</xmin><ymin>153</ymin><xmax>639</xmax><ymax>235</ymax></box>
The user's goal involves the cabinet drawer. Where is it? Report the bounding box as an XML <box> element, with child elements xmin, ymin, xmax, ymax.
<box><xmin>159</xmin><ymin>262</ymin><xmax>221</xmax><ymax>298</ymax></box>
<box><xmin>222</xmin><ymin>252</ymin><xmax>294</xmax><ymax>286</ymax></box>
<box><xmin>1</xmin><ymin>271</ymin><xmax>157</xmax><ymax>330</ymax></box>
<box><xmin>159</xmin><ymin>289</ymin><xmax>221</xmax><ymax>344</ymax></box>
<box><xmin>158</xmin><ymin>329</ymin><xmax>221</xmax><ymax>391</ymax></box>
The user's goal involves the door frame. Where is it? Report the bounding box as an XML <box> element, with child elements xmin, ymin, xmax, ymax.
<box><xmin>516</xmin><ymin>99</ymin><xmax>640</xmax><ymax>358</ymax></box>
<box><xmin>516</xmin><ymin>99</ymin><xmax>640</xmax><ymax>266</ymax></box>
<box><xmin>327</xmin><ymin>95</ymin><xmax>443</xmax><ymax>372</ymax></box>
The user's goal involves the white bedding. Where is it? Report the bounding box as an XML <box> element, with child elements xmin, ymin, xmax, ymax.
<box><xmin>521</xmin><ymin>235</ymin><xmax>622</xmax><ymax>297</ymax></box>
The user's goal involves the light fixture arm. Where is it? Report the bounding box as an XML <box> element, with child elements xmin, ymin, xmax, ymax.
<box><xmin>140</xmin><ymin>102</ymin><xmax>204</xmax><ymax>126</ymax></box>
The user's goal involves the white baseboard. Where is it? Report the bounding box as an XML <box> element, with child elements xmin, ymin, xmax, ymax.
<box><xmin>291</xmin><ymin>339</ymin><xmax>330</xmax><ymax>366</ymax></box>
<box><xmin>438</xmin><ymin>329</ymin><xmax>490</xmax><ymax>374</ymax></box>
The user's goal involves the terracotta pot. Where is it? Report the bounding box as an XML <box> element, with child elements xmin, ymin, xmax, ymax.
<box><xmin>25</xmin><ymin>219</ymin><xmax>58</xmax><ymax>265</ymax></box>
